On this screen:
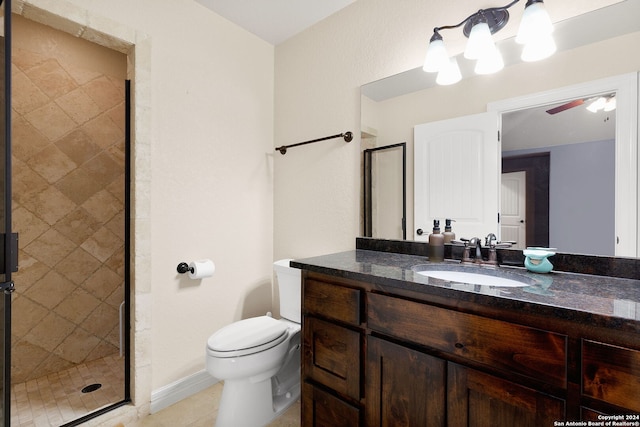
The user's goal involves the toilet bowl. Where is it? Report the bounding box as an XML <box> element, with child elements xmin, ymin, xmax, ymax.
<box><xmin>206</xmin><ymin>260</ymin><xmax>301</xmax><ymax>427</ymax></box>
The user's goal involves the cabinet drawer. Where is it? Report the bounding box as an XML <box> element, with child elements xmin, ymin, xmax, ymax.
<box><xmin>582</xmin><ymin>340</ymin><xmax>640</xmax><ymax>412</ymax></box>
<box><xmin>368</xmin><ymin>293</ymin><xmax>567</xmax><ymax>389</ymax></box>
<box><xmin>304</xmin><ymin>278</ymin><xmax>361</xmax><ymax>326</ymax></box>
<box><xmin>303</xmin><ymin>317</ymin><xmax>361</xmax><ymax>400</ymax></box>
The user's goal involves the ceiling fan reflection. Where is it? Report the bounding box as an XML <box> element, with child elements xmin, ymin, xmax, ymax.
<box><xmin>546</xmin><ymin>94</ymin><xmax>616</xmax><ymax>114</ymax></box>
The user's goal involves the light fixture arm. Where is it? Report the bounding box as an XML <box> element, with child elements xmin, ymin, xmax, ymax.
<box><xmin>432</xmin><ymin>0</ymin><xmax>521</xmax><ymax>38</ymax></box>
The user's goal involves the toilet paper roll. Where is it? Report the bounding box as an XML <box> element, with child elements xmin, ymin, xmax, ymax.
<box><xmin>188</xmin><ymin>259</ymin><xmax>215</xmax><ymax>279</ymax></box>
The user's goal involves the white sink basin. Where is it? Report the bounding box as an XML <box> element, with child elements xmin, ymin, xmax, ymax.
<box><xmin>415</xmin><ymin>270</ymin><xmax>530</xmax><ymax>287</ymax></box>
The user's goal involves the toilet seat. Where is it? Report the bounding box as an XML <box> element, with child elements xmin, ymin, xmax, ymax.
<box><xmin>207</xmin><ymin>316</ymin><xmax>290</xmax><ymax>358</ymax></box>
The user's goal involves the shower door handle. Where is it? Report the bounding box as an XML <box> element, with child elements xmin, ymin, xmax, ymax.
<box><xmin>0</xmin><ymin>232</ymin><xmax>18</xmax><ymax>274</ymax></box>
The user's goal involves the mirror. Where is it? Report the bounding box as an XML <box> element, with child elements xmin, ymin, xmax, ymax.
<box><xmin>360</xmin><ymin>1</ymin><xmax>640</xmax><ymax>257</ymax></box>
<box><xmin>501</xmin><ymin>94</ymin><xmax>615</xmax><ymax>255</ymax></box>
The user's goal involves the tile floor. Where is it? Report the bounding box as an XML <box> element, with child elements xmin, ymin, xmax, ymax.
<box><xmin>11</xmin><ymin>354</ymin><xmax>125</xmax><ymax>427</ymax></box>
<box><xmin>128</xmin><ymin>382</ymin><xmax>300</xmax><ymax>427</ymax></box>
<box><xmin>10</xmin><ymin>353</ymin><xmax>300</xmax><ymax>426</ymax></box>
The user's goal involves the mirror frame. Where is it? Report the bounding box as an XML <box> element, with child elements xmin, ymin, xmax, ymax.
<box><xmin>363</xmin><ymin>142</ymin><xmax>407</xmax><ymax>240</ymax></box>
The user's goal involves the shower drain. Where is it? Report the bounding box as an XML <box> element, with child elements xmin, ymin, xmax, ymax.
<box><xmin>81</xmin><ymin>383</ymin><xmax>102</xmax><ymax>393</ymax></box>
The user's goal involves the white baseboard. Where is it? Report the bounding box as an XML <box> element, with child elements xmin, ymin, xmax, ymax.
<box><xmin>150</xmin><ymin>370</ymin><xmax>219</xmax><ymax>414</ymax></box>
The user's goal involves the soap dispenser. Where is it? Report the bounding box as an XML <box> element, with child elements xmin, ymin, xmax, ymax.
<box><xmin>428</xmin><ymin>219</ymin><xmax>444</xmax><ymax>262</ymax></box>
<box><xmin>443</xmin><ymin>218</ymin><xmax>456</xmax><ymax>243</ymax></box>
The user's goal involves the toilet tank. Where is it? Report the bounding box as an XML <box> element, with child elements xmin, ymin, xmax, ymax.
<box><xmin>273</xmin><ymin>259</ymin><xmax>301</xmax><ymax>324</ymax></box>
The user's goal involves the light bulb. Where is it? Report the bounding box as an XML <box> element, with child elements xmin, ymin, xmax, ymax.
<box><xmin>586</xmin><ymin>97</ymin><xmax>607</xmax><ymax>113</ymax></box>
<box><xmin>604</xmin><ymin>97</ymin><xmax>617</xmax><ymax>112</ymax></box>
<box><xmin>436</xmin><ymin>57</ymin><xmax>462</xmax><ymax>85</ymax></box>
<box><xmin>475</xmin><ymin>48</ymin><xmax>504</xmax><ymax>75</ymax></box>
<box><xmin>423</xmin><ymin>33</ymin><xmax>449</xmax><ymax>72</ymax></box>
<box><xmin>516</xmin><ymin>1</ymin><xmax>554</xmax><ymax>45</ymax></box>
<box><xmin>464</xmin><ymin>22</ymin><xmax>495</xmax><ymax>60</ymax></box>
<box><xmin>521</xmin><ymin>33</ymin><xmax>556</xmax><ymax>62</ymax></box>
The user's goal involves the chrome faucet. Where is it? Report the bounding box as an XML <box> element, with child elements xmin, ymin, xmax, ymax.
<box><xmin>460</xmin><ymin>234</ymin><xmax>499</xmax><ymax>267</ymax></box>
<box><xmin>461</xmin><ymin>237</ymin><xmax>482</xmax><ymax>264</ymax></box>
<box><xmin>470</xmin><ymin>237</ymin><xmax>483</xmax><ymax>259</ymax></box>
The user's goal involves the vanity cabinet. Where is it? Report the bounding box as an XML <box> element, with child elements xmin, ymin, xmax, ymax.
<box><xmin>300</xmin><ymin>270</ymin><xmax>640</xmax><ymax>426</ymax></box>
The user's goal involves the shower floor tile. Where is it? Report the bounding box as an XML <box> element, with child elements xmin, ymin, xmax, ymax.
<box><xmin>10</xmin><ymin>354</ymin><xmax>125</xmax><ymax>427</ymax></box>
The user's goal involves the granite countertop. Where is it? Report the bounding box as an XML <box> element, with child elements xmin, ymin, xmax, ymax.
<box><xmin>291</xmin><ymin>249</ymin><xmax>640</xmax><ymax>334</ymax></box>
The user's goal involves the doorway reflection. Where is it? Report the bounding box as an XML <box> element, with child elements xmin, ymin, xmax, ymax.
<box><xmin>363</xmin><ymin>143</ymin><xmax>407</xmax><ymax>240</ymax></box>
<box><xmin>502</xmin><ymin>97</ymin><xmax>615</xmax><ymax>255</ymax></box>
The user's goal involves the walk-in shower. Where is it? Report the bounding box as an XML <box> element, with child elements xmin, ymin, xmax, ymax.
<box><xmin>9</xmin><ymin>15</ymin><xmax>129</xmax><ymax>426</ymax></box>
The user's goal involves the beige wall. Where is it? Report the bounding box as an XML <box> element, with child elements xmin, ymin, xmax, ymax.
<box><xmin>273</xmin><ymin>0</ymin><xmax>624</xmax><ymax>260</ymax></box>
<box><xmin>75</xmin><ymin>0</ymin><xmax>273</xmax><ymax>391</ymax></box>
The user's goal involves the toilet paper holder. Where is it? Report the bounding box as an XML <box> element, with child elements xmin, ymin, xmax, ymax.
<box><xmin>177</xmin><ymin>259</ymin><xmax>216</xmax><ymax>279</ymax></box>
<box><xmin>176</xmin><ymin>262</ymin><xmax>193</xmax><ymax>274</ymax></box>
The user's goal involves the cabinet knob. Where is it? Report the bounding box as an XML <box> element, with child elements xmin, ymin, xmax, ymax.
<box><xmin>454</xmin><ymin>342</ymin><xmax>464</xmax><ymax>349</ymax></box>
<box><xmin>417</xmin><ymin>228</ymin><xmax>424</xmax><ymax>235</ymax></box>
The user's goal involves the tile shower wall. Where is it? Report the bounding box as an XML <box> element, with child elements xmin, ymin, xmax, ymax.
<box><xmin>11</xmin><ymin>44</ymin><xmax>125</xmax><ymax>383</ymax></box>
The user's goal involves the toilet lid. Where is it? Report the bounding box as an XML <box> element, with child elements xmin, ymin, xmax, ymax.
<box><xmin>207</xmin><ymin>316</ymin><xmax>289</xmax><ymax>355</ymax></box>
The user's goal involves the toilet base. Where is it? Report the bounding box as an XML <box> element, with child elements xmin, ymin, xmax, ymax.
<box><xmin>214</xmin><ymin>376</ymin><xmax>300</xmax><ymax>427</ymax></box>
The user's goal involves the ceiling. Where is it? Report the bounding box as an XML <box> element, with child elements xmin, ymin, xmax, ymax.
<box><xmin>194</xmin><ymin>0</ymin><xmax>356</xmax><ymax>45</ymax></box>
<box><xmin>502</xmin><ymin>97</ymin><xmax>616</xmax><ymax>151</ymax></box>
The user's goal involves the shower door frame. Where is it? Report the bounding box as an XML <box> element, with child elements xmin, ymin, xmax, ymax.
<box><xmin>1</xmin><ymin>1</ymin><xmax>15</xmax><ymax>426</ymax></box>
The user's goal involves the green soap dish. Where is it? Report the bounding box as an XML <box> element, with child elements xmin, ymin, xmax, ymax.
<box><xmin>523</xmin><ymin>248</ymin><xmax>556</xmax><ymax>273</ymax></box>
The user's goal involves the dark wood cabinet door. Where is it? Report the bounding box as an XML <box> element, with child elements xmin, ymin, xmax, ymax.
<box><xmin>302</xmin><ymin>382</ymin><xmax>360</xmax><ymax>427</ymax></box>
<box><xmin>366</xmin><ymin>336</ymin><xmax>446</xmax><ymax>426</ymax></box>
<box><xmin>582</xmin><ymin>340</ymin><xmax>640</xmax><ymax>413</ymax></box>
<box><xmin>447</xmin><ymin>363</ymin><xmax>566</xmax><ymax>427</ymax></box>
<box><xmin>303</xmin><ymin>316</ymin><xmax>361</xmax><ymax>399</ymax></box>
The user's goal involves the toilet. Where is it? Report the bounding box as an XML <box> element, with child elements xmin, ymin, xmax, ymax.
<box><xmin>206</xmin><ymin>259</ymin><xmax>301</xmax><ymax>427</ymax></box>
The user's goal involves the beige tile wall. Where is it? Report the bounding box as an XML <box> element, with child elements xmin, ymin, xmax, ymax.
<box><xmin>11</xmin><ymin>40</ymin><xmax>126</xmax><ymax>383</ymax></box>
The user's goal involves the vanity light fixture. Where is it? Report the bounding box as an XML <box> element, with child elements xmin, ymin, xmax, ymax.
<box><xmin>423</xmin><ymin>0</ymin><xmax>555</xmax><ymax>85</ymax></box>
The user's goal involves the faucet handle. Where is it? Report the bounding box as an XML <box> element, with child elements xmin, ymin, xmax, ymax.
<box><xmin>459</xmin><ymin>238</ymin><xmax>473</xmax><ymax>263</ymax></box>
<box><xmin>485</xmin><ymin>233</ymin><xmax>497</xmax><ymax>248</ymax></box>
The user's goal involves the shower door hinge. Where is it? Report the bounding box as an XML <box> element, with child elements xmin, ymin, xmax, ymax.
<box><xmin>1</xmin><ymin>281</ymin><xmax>14</xmax><ymax>294</ymax></box>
